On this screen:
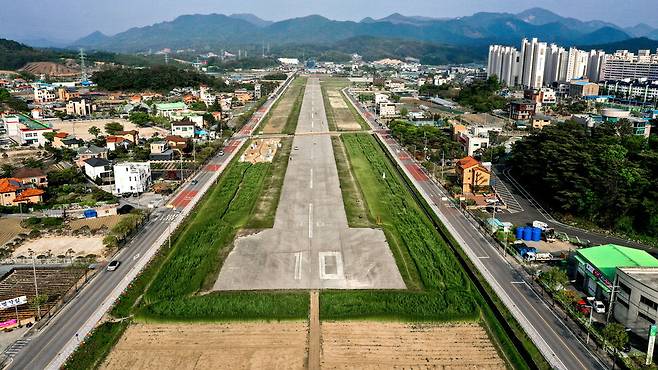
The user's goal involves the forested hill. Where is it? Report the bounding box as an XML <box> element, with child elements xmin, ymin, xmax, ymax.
<box><xmin>509</xmin><ymin>120</ymin><xmax>658</xmax><ymax>242</ymax></box>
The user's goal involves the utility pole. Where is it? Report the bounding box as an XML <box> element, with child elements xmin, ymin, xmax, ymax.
<box><xmin>28</xmin><ymin>249</ymin><xmax>41</xmax><ymax>320</ymax></box>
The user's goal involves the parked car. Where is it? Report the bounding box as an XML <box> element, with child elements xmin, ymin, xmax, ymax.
<box><xmin>574</xmin><ymin>299</ymin><xmax>591</xmax><ymax>316</ymax></box>
<box><xmin>218</xmin><ymin>150</ymin><xmax>225</xmax><ymax>156</ymax></box>
<box><xmin>191</xmin><ymin>179</ymin><xmax>198</xmax><ymax>185</ymax></box>
<box><xmin>594</xmin><ymin>301</ymin><xmax>606</xmax><ymax>314</ymax></box>
<box><xmin>106</xmin><ymin>260</ymin><xmax>121</xmax><ymax>271</ymax></box>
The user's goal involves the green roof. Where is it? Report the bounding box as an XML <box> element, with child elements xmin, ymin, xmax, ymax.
<box><xmin>155</xmin><ymin>102</ymin><xmax>187</xmax><ymax>110</ymax></box>
<box><xmin>577</xmin><ymin>244</ymin><xmax>658</xmax><ymax>281</ymax></box>
<box><xmin>19</xmin><ymin>114</ymin><xmax>50</xmax><ymax>130</ymax></box>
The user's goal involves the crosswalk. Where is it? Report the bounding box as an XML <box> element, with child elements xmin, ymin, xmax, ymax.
<box><xmin>492</xmin><ymin>173</ymin><xmax>524</xmax><ymax>214</ymax></box>
<box><xmin>4</xmin><ymin>339</ymin><xmax>30</xmax><ymax>359</ymax></box>
<box><xmin>153</xmin><ymin>213</ymin><xmax>177</xmax><ymax>222</ymax></box>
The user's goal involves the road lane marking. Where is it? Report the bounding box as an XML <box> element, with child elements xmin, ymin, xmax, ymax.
<box><xmin>308</xmin><ymin>203</ymin><xmax>313</xmax><ymax>239</ymax></box>
<box><xmin>310</xmin><ymin>168</ymin><xmax>313</xmax><ymax>189</ymax></box>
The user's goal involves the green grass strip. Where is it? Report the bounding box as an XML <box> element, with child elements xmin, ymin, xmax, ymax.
<box><xmin>281</xmin><ymin>78</ymin><xmax>307</xmax><ymax>134</ymax></box>
<box><xmin>331</xmin><ymin>136</ymin><xmax>372</xmax><ymax>227</ymax></box>
<box><xmin>321</xmin><ymin>290</ymin><xmax>479</xmax><ymax>322</ymax></box>
<box><xmin>63</xmin><ymin>320</ymin><xmax>129</xmax><ymax>370</ymax></box>
<box><xmin>138</xmin><ymin>291</ymin><xmax>309</xmax><ymax>322</ymax></box>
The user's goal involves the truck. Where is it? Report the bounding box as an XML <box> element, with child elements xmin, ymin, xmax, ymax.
<box><xmin>544</xmin><ymin>228</ymin><xmax>557</xmax><ymax>242</ymax></box>
<box><xmin>533</xmin><ymin>220</ymin><xmax>549</xmax><ymax>230</ymax></box>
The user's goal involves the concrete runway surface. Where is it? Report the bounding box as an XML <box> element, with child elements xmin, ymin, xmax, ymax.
<box><xmin>215</xmin><ymin>78</ymin><xmax>405</xmax><ymax>290</ymax></box>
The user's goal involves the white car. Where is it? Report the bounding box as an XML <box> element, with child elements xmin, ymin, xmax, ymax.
<box><xmin>106</xmin><ymin>260</ymin><xmax>121</xmax><ymax>271</ymax></box>
<box><xmin>594</xmin><ymin>301</ymin><xmax>606</xmax><ymax>314</ymax></box>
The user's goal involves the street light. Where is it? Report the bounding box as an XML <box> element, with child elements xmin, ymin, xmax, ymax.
<box><xmin>585</xmin><ymin>297</ymin><xmax>595</xmax><ymax>344</ymax></box>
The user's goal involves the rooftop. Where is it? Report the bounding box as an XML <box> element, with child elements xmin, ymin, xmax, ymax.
<box><xmin>12</xmin><ymin>167</ymin><xmax>45</xmax><ymax>179</ymax></box>
<box><xmin>84</xmin><ymin>157</ymin><xmax>111</xmax><ymax>167</ymax></box>
<box><xmin>577</xmin><ymin>244</ymin><xmax>658</xmax><ymax>281</ymax></box>
<box><xmin>155</xmin><ymin>102</ymin><xmax>187</xmax><ymax>110</ymax></box>
<box><xmin>618</xmin><ymin>267</ymin><xmax>658</xmax><ymax>291</ymax></box>
<box><xmin>14</xmin><ymin>188</ymin><xmax>44</xmax><ymax>202</ymax></box>
<box><xmin>0</xmin><ymin>178</ymin><xmax>22</xmax><ymax>193</ymax></box>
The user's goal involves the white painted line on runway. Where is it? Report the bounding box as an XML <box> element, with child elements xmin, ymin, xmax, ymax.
<box><xmin>310</xmin><ymin>168</ymin><xmax>313</xmax><ymax>189</ymax></box>
<box><xmin>294</xmin><ymin>252</ymin><xmax>303</xmax><ymax>280</ymax></box>
<box><xmin>308</xmin><ymin>203</ymin><xmax>313</xmax><ymax>239</ymax></box>
<box><xmin>477</xmin><ymin>256</ymin><xmax>490</xmax><ymax>259</ymax></box>
<box><xmin>511</xmin><ymin>281</ymin><xmax>526</xmax><ymax>284</ymax></box>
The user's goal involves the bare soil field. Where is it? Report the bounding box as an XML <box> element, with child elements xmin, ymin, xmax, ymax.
<box><xmin>101</xmin><ymin>322</ymin><xmax>308</xmax><ymax>370</ymax></box>
<box><xmin>69</xmin><ymin>215</ymin><xmax>124</xmax><ymax>232</ymax></box>
<box><xmin>262</xmin><ymin>78</ymin><xmax>305</xmax><ymax>134</ymax></box>
<box><xmin>321</xmin><ymin>321</ymin><xmax>505</xmax><ymax>369</ymax></box>
<box><xmin>240</xmin><ymin>139</ymin><xmax>280</xmax><ymax>164</ymax></box>
<box><xmin>0</xmin><ymin>218</ymin><xmax>26</xmax><ymax>246</ymax></box>
<box><xmin>51</xmin><ymin>118</ymin><xmax>168</xmax><ymax>141</ymax></box>
<box><xmin>19</xmin><ymin>62</ymin><xmax>78</xmax><ymax>77</ymax></box>
<box><xmin>13</xmin><ymin>236</ymin><xmax>104</xmax><ymax>258</ymax></box>
<box><xmin>0</xmin><ymin>147</ymin><xmax>44</xmax><ymax>166</ymax></box>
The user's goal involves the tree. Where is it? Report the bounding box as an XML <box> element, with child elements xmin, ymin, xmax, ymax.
<box><xmin>399</xmin><ymin>107</ymin><xmax>409</xmax><ymax>117</ymax></box>
<box><xmin>540</xmin><ymin>267</ymin><xmax>568</xmax><ymax>291</ymax></box>
<box><xmin>42</xmin><ymin>131</ymin><xmax>56</xmax><ymax>143</ymax></box>
<box><xmin>30</xmin><ymin>294</ymin><xmax>48</xmax><ymax>320</ymax></box>
<box><xmin>128</xmin><ymin>112</ymin><xmax>152</xmax><ymax>127</ymax></box>
<box><xmin>0</xmin><ymin>163</ymin><xmax>14</xmax><ymax>178</ymax></box>
<box><xmin>88</xmin><ymin>126</ymin><xmax>101</xmax><ymax>139</ymax></box>
<box><xmin>602</xmin><ymin>323</ymin><xmax>628</xmax><ymax>355</ymax></box>
<box><xmin>104</xmin><ymin>121</ymin><xmax>124</xmax><ymax>135</ymax></box>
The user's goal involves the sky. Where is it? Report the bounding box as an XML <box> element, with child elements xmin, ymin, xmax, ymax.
<box><xmin>2</xmin><ymin>0</ymin><xmax>657</xmax><ymax>42</ymax></box>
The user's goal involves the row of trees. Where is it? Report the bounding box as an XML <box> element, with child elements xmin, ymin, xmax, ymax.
<box><xmin>388</xmin><ymin>120</ymin><xmax>462</xmax><ymax>161</ymax></box>
<box><xmin>92</xmin><ymin>65</ymin><xmax>229</xmax><ymax>92</ymax></box>
<box><xmin>509</xmin><ymin>120</ymin><xmax>658</xmax><ymax>239</ymax></box>
<box><xmin>454</xmin><ymin>76</ymin><xmax>507</xmax><ymax>113</ymax></box>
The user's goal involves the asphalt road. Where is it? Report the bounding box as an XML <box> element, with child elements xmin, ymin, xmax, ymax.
<box><xmin>6</xmin><ymin>75</ymin><xmax>295</xmax><ymax>370</ymax></box>
<box><xmin>345</xmin><ymin>90</ymin><xmax>608</xmax><ymax>370</ymax></box>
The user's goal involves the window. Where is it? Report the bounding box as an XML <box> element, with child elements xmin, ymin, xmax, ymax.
<box><xmin>639</xmin><ymin>312</ymin><xmax>656</xmax><ymax>324</ymax></box>
<box><xmin>640</xmin><ymin>296</ymin><xmax>658</xmax><ymax>311</ymax></box>
<box><xmin>619</xmin><ymin>282</ymin><xmax>631</xmax><ymax>295</ymax></box>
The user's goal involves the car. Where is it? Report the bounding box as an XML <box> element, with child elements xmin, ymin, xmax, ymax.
<box><xmin>218</xmin><ymin>150</ymin><xmax>225</xmax><ymax>156</ymax></box>
<box><xmin>294</xmin><ymin>146</ymin><xmax>299</xmax><ymax>150</ymax></box>
<box><xmin>106</xmin><ymin>260</ymin><xmax>121</xmax><ymax>271</ymax></box>
<box><xmin>191</xmin><ymin>179</ymin><xmax>198</xmax><ymax>185</ymax></box>
<box><xmin>574</xmin><ymin>299</ymin><xmax>591</xmax><ymax>316</ymax></box>
<box><xmin>594</xmin><ymin>301</ymin><xmax>606</xmax><ymax>314</ymax></box>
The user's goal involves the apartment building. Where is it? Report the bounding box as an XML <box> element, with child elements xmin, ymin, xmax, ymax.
<box><xmin>602</xmin><ymin>49</ymin><xmax>658</xmax><ymax>81</ymax></box>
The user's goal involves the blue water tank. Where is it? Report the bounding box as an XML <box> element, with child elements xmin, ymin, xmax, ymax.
<box><xmin>516</xmin><ymin>227</ymin><xmax>525</xmax><ymax>239</ymax></box>
<box><xmin>523</xmin><ymin>227</ymin><xmax>533</xmax><ymax>241</ymax></box>
<box><xmin>532</xmin><ymin>227</ymin><xmax>542</xmax><ymax>241</ymax></box>
<box><xmin>83</xmin><ymin>209</ymin><xmax>97</xmax><ymax>219</ymax></box>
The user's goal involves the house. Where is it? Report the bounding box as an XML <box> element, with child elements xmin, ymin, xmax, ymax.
<box><xmin>456</xmin><ymin>156</ymin><xmax>491</xmax><ymax>194</ymax></box>
<box><xmin>33</xmin><ymin>85</ymin><xmax>57</xmax><ymax>103</ymax></box>
<box><xmin>149</xmin><ymin>141</ymin><xmax>174</xmax><ymax>161</ymax></box>
<box><xmin>155</xmin><ymin>102</ymin><xmax>188</xmax><ymax>118</ymax></box>
<box><xmin>114</xmin><ymin>162</ymin><xmax>151</xmax><ymax>195</ymax></box>
<box><xmin>83</xmin><ymin>158</ymin><xmax>114</xmax><ymax>184</ymax></box>
<box><xmin>165</xmin><ymin>135</ymin><xmax>189</xmax><ymax>151</ymax></box>
<box><xmin>12</xmin><ymin>167</ymin><xmax>48</xmax><ymax>188</ymax></box>
<box><xmin>0</xmin><ymin>178</ymin><xmax>44</xmax><ymax>206</ymax></box>
<box><xmin>569</xmin><ymin>80</ymin><xmax>599</xmax><ymax>97</ymax></box>
<box><xmin>509</xmin><ymin>100</ymin><xmax>537</xmax><ymax>121</ymax></box>
<box><xmin>105</xmin><ymin>136</ymin><xmax>132</xmax><ymax>151</ymax></box>
<box><xmin>171</xmin><ymin>119</ymin><xmax>195</xmax><ymax>138</ymax></box>
<box><xmin>114</xmin><ymin>130</ymin><xmax>139</xmax><ymax>143</ymax></box>
<box><xmin>531</xmin><ymin>114</ymin><xmax>553</xmax><ymax>130</ymax></box>
<box><xmin>75</xmin><ymin>145</ymin><xmax>109</xmax><ymax>167</ymax></box>
<box><xmin>57</xmin><ymin>87</ymin><xmax>79</xmax><ymax>101</ymax></box>
<box><xmin>458</xmin><ymin>131</ymin><xmax>489</xmax><ymax>156</ymax></box>
<box><xmin>385</xmin><ymin>79</ymin><xmax>406</xmax><ymax>91</ymax></box>
<box><xmin>378</xmin><ymin>103</ymin><xmax>397</xmax><ymax>118</ymax></box>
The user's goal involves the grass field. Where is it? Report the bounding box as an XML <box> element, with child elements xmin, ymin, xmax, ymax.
<box><xmin>330</xmin><ymin>136</ymin><xmax>372</xmax><ymax>228</ymax></box>
<box><xmin>261</xmin><ymin>77</ymin><xmax>307</xmax><ymax>134</ymax></box>
<box><xmin>0</xmin><ymin>217</ymin><xmax>26</xmax><ymax>246</ymax></box>
<box><xmin>246</xmin><ymin>137</ymin><xmax>293</xmax><ymax>229</ymax></box>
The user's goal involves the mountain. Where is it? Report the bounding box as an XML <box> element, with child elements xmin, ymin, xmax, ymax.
<box><xmin>575</xmin><ymin>26</ymin><xmax>630</xmax><ymax>45</ymax></box>
<box><xmin>624</xmin><ymin>23</ymin><xmax>656</xmax><ymax>38</ymax></box>
<box><xmin>580</xmin><ymin>37</ymin><xmax>658</xmax><ymax>53</ymax></box>
<box><xmin>649</xmin><ymin>29</ymin><xmax>658</xmax><ymax>41</ymax></box>
<box><xmin>69</xmin><ymin>8</ymin><xmax>636</xmax><ymax>54</ymax></box>
<box><xmin>0</xmin><ymin>38</ymin><xmax>63</xmax><ymax>70</ymax></box>
<box><xmin>229</xmin><ymin>13</ymin><xmax>273</xmax><ymax>28</ymax></box>
<box><xmin>515</xmin><ymin>7</ymin><xmax>620</xmax><ymax>33</ymax></box>
<box><xmin>73</xmin><ymin>31</ymin><xmax>110</xmax><ymax>47</ymax></box>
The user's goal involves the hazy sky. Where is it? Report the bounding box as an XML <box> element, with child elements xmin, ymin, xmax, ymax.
<box><xmin>2</xmin><ymin>0</ymin><xmax>657</xmax><ymax>42</ymax></box>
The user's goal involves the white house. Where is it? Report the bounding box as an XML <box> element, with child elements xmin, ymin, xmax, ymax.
<box><xmin>378</xmin><ymin>103</ymin><xmax>397</xmax><ymax>118</ymax></box>
<box><xmin>83</xmin><ymin>158</ymin><xmax>114</xmax><ymax>184</ymax></box>
<box><xmin>171</xmin><ymin>119</ymin><xmax>196</xmax><ymax>138</ymax></box>
<box><xmin>458</xmin><ymin>131</ymin><xmax>490</xmax><ymax>156</ymax></box>
<box><xmin>114</xmin><ymin>162</ymin><xmax>151</xmax><ymax>195</ymax></box>
<box><xmin>375</xmin><ymin>93</ymin><xmax>389</xmax><ymax>104</ymax></box>
<box><xmin>155</xmin><ymin>102</ymin><xmax>188</xmax><ymax>118</ymax></box>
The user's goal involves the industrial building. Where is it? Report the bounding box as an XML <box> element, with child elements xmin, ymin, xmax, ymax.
<box><xmin>613</xmin><ymin>267</ymin><xmax>658</xmax><ymax>338</ymax></box>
